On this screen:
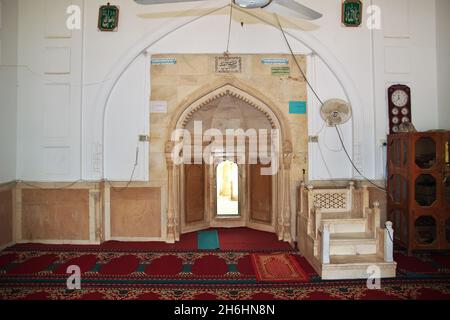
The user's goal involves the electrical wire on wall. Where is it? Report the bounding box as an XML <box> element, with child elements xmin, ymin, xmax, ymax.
<box><xmin>106</xmin><ymin>146</ymin><xmax>140</xmax><ymax>193</ymax></box>
<box><xmin>18</xmin><ymin>180</ymin><xmax>84</xmax><ymax>190</ymax></box>
<box><xmin>274</xmin><ymin>14</ymin><xmax>387</xmax><ymax>193</ymax></box>
<box><xmin>225</xmin><ymin>0</ymin><xmax>234</xmax><ymax>54</ymax></box>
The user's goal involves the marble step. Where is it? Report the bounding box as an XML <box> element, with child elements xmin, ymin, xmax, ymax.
<box><xmin>321</xmin><ymin>254</ymin><xmax>397</xmax><ymax>280</ymax></box>
<box><xmin>329</xmin><ymin>233</ymin><xmax>377</xmax><ymax>255</ymax></box>
<box><xmin>321</xmin><ymin>217</ymin><xmax>367</xmax><ymax>234</ymax></box>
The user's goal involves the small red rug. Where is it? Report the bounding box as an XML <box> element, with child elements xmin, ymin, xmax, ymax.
<box><xmin>251</xmin><ymin>253</ymin><xmax>309</xmax><ymax>282</ymax></box>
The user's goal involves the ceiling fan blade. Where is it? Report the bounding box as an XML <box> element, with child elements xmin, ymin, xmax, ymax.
<box><xmin>134</xmin><ymin>0</ymin><xmax>206</xmax><ymax>5</ymax></box>
<box><xmin>264</xmin><ymin>0</ymin><xmax>322</xmax><ymax>20</ymax></box>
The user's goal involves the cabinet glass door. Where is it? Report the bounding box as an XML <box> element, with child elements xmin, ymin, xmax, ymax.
<box><xmin>415</xmin><ymin>137</ymin><xmax>437</xmax><ymax>169</ymax></box>
<box><xmin>414</xmin><ymin>215</ymin><xmax>437</xmax><ymax>246</ymax></box>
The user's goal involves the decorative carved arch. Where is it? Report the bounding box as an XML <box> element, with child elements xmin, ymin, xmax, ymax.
<box><xmin>167</xmin><ymin>78</ymin><xmax>292</xmax><ymax>144</ymax></box>
<box><xmin>165</xmin><ymin>79</ymin><xmax>294</xmax><ymax>244</ymax></box>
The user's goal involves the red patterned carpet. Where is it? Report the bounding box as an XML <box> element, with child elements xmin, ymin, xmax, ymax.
<box><xmin>0</xmin><ymin>228</ymin><xmax>449</xmax><ymax>300</ymax></box>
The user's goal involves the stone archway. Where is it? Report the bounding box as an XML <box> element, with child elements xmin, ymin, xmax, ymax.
<box><xmin>164</xmin><ymin>82</ymin><xmax>294</xmax><ymax>244</ymax></box>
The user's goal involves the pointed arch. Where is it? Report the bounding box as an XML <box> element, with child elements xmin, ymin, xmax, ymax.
<box><xmin>167</xmin><ymin>79</ymin><xmax>291</xmax><ymax>144</ymax></box>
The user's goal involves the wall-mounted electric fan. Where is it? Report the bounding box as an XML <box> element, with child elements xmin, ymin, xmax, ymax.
<box><xmin>134</xmin><ymin>0</ymin><xmax>323</xmax><ymax>20</ymax></box>
<box><xmin>320</xmin><ymin>99</ymin><xmax>352</xmax><ymax>127</ymax></box>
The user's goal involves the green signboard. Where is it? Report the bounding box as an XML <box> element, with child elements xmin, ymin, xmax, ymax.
<box><xmin>272</xmin><ymin>66</ymin><xmax>290</xmax><ymax>76</ymax></box>
<box><xmin>98</xmin><ymin>4</ymin><xmax>120</xmax><ymax>32</ymax></box>
<box><xmin>342</xmin><ymin>0</ymin><xmax>362</xmax><ymax>27</ymax></box>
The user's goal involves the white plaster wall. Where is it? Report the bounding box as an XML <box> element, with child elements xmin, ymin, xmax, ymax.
<box><xmin>16</xmin><ymin>0</ymin><xmax>83</xmax><ymax>181</ymax></box>
<box><xmin>436</xmin><ymin>0</ymin><xmax>450</xmax><ymax>130</ymax></box>
<box><xmin>104</xmin><ymin>53</ymin><xmax>150</xmax><ymax>181</ymax></box>
<box><xmin>372</xmin><ymin>0</ymin><xmax>439</xmax><ymax>178</ymax></box>
<box><xmin>0</xmin><ymin>0</ymin><xmax>18</xmax><ymax>183</ymax></box>
<box><xmin>13</xmin><ymin>0</ymin><xmax>441</xmax><ymax>182</ymax></box>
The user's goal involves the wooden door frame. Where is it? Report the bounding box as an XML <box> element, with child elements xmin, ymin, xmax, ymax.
<box><xmin>442</xmin><ymin>133</ymin><xmax>450</xmax><ymax>249</ymax></box>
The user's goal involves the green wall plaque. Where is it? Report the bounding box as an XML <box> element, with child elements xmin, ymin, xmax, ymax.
<box><xmin>342</xmin><ymin>0</ymin><xmax>362</xmax><ymax>27</ymax></box>
<box><xmin>272</xmin><ymin>67</ymin><xmax>290</xmax><ymax>76</ymax></box>
<box><xmin>98</xmin><ymin>4</ymin><xmax>120</xmax><ymax>32</ymax></box>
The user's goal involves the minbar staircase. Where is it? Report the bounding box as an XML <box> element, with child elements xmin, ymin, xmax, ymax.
<box><xmin>297</xmin><ymin>182</ymin><xmax>397</xmax><ymax>280</ymax></box>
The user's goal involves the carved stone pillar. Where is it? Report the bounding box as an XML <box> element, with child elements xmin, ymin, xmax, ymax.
<box><xmin>277</xmin><ymin>172</ymin><xmax>284</xmax><ymax>241</ymax></box>
<box><xmin>174</xmin><ymin>165</ymin><xmax>180</xmax><ymax>242</ymax></box>
<box><xmin>165</xmin><ymin>142</ymin><xmax>176</xmax><ymax>244</ymax></box>
<box><xmin>282</xmin><ymin>141</ymin><xmax>293</xmax><ymax>243</ymax></box>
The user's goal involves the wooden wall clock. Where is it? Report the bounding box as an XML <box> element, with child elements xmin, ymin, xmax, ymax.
<box><xmin>388</xmin><ymin>84</ymin><xmax>412</xmax><ymax>134</ymax></box>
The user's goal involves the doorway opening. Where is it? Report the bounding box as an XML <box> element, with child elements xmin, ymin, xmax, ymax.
<box><xmin>216</xmin><ymin>161</ymin><xmax>240</xmax><ymax>216</ymax></box>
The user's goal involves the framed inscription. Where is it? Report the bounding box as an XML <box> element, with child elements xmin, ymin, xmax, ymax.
<box><xmin>215</xmin><ymin>56</ymin><xmax>241</xmax><ymax>73</ymax></box>
<box><xmin>272</xmin><ymin>66</ymin><xmax>290</xmax><ymax>76</ymax></box>
<box><xmin>98</xmin><ymin>3</ymin><xmax>120</xmax><ymax>32</ymax></box>
<box><xmin>342</xmin><ymin>0</ymin><xmax>362</xmax><ymax>27</ymax></box>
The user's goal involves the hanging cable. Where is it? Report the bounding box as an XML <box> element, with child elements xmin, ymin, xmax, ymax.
<box><xmin>275</xmin><ymin>15</ymin><xmax>324</xmax><ymax>106</ymax></box>
<box><xmin>274</xmin><ymin>14</ymin><xmax>386</xmax><ymax>192</ymax></box>
<box><xmin>335</xmin><ymin>126</ymin><xmax>386</xmax><ymax>192</ymax></box>
<box><xmin>106</xmin><ymin>146</ymin><xmax>140</xmax><ymax>193</ymax></box>
<box><xmin>225</xmin><ymin>1</ymin><xmax>234</xmax><ymax>54</ymax></box>
<box><xmin>18</xmin><ymin>180</ymin><xmax>85</xmax><ymax>190</ymax></box>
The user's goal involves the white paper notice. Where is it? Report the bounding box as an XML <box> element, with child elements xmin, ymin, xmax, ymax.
<box><xmin>150</xmin><ymin>101</ymin><xmax>168</xmax><ymax>114</ymax></box>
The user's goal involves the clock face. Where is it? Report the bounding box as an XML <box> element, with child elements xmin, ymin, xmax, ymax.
<box><xmin>391</xmin><ymin>89</ymin><xmax>409</xmax><ymax>107</ymax></box>
<box><xmin>391</xmin><ymin>90</ymin><xmax>409</xmax><ymax>107</ymax></box>
<box><xmin>389</xmin><ymin>85</ymin><xmax>412</xmax><ymax>134</ymax></box>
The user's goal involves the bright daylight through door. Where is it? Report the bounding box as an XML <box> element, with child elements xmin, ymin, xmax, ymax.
<box><xmin>216</xmin><ymin>161</ymin><xmax>239</xmax><ymax>216</ymax></box>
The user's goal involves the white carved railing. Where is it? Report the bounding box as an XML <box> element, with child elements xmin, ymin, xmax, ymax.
<box><xmin>318</xmin><ymin>224</ymin><xmax>330</xmax><ymax>264</ymax></box>
<box><xmin>384</xmin><ymin>222</ymin><xmax>394</xmax><ymax>263</ymax></box>
<box><xmin>366</xmin><ymin>201</ymin><xmax>381</xmax><ymax>238</ymax></box>
<box><xmin>376</xmin><ymin>220</ymin><xmax>394</xmax><ymax>263</ymax></box>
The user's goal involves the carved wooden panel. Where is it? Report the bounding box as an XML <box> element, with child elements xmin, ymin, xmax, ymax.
<box><xmin>250</xmin><ymin>164</ymin><xmax>272</xmax><ymax>223</ymax></box>
<box><xmin>0</xmin><ymin>190</ymin><xmax>13</xmax><ymax>246</ymax></box>
<box><xmin>185</xmin><ymin>164</ymin><xmax>205</xmax><ymax>224</ymax></box>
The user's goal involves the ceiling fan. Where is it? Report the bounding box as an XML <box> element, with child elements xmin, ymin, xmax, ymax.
<box><xmin>134</xmin><ymin>0</ymin><xmax>323</xmax><ymax>21</ymax></box>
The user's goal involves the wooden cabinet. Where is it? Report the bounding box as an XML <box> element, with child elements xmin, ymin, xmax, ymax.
<box><xmin>387</xmin><ymin>131</ymin><xmax>450</xmax><ymax>254</ymax></box>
